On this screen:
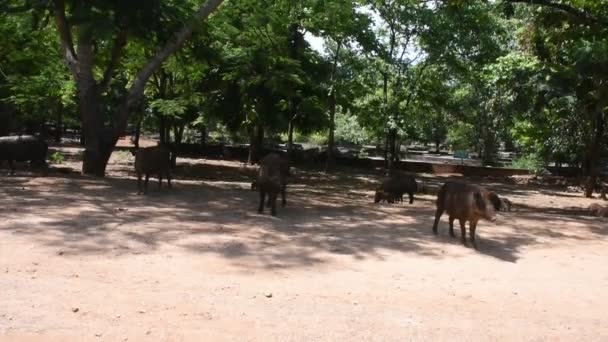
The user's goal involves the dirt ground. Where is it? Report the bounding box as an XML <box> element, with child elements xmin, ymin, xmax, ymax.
<box><xmin>1</xmin><ymin>143</ymin><xmax>608</xmax><ymax>341</ymax></box>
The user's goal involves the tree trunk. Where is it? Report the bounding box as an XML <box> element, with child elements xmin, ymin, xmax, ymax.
<box><xmin>171</xmin><ymin>124</ymin><xmax>185</xmax><ymax>168</ymax></box>
<box><xmin>387</xmin><ymin>128</ymin><xmax>397</xmax><ymax>168</ymax></box>
<box><xmin>55</xmin><ymin>102</ymin><xmax>63</xmax><ymax>143</ymax></box>
<box><xmin>287</xmin><ymin>119</ymin><xmax>295</xmax><ymax>152</ymax></box>
<box><xmin>584</xmin><ymin>107</ymin><xmax>605</xmax><ymax>198</ymax></box>
<box><xmin>200</xmin><ymin>125</ymin><xmax>207</xmax><ymax>148</ymax></box>
<box><xmin>326</xmin><ymin>90</ymin><xmax>337</xmax><ymax>172</ymax></box>
<box><xmin>159</xmin><ymin>116</ymin><xmax>168</xmax><ymax>145</ymax></box>
<box><xmin>248</xmin><ymin>124</ymin><xmax>264</xmax><ymax>165</ymax></box>
<box><xmin>383</xmin><ymin>130</ymin><xmax>389</xmax><ymax>164</ymax></box>
<box><xmin>325</xmin><ymin>41</ymin><xmax>342</xmax><ymax>172</ymax></box>
<box><xmin>52</xmin><ymin>0</ymin><xmax>225</xmax><ymax>177</ymax></box>
<box><xmin>133</xmin><ymin>119</ymin><xmax>142</xmax><ymax>148</ymax></box>
<box><xmin>77</xmin><ymin>38</ymin><xmax>118</xmax><ymax>177</ymax></box>
<box><xmin>79</xmin><ymin>87</ymin><xmax>116</xmax><ymax>176</ymax></box>
<box><xmin>81</xmin><ymin>133</ymin><xmax>116</xmax><ymax>177</ymax></box>
<box><xmin>79</xmin><ymin>127</ymin><xmax>85</xmax><ymax>146</ymax></box>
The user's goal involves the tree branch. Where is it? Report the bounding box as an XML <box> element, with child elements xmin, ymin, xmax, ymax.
<box><xmin>0</xmin><ymin>4</ymin><xmax>30</xmax><ymax>13</ymax></box>
<box><xmin>505</xmin><ymin>0</ymin><xmax>607</xmax><ymax>26</ymax></box>
<box><xmin>114</xmin><ymin>0</ymin><xmax>224</xmax><ymax>135</ymax></box>
<box><xmin>98</xmin><ymin>28</ymin><xmax>128</xmax><ymax>93</ymax></box>
<box><xmin>52</xmin><ymin>0</ymin><xmax>78</xmax><ymax>76</ymax></box>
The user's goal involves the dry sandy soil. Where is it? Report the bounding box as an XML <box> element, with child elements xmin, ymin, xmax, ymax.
<box><xmin>1</xmin><ymin>142</ymin><xmax>608</xmax><ymax>341</ymax></box>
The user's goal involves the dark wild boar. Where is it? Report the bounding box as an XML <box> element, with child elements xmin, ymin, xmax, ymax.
<box><xmin>0</xmin><ymin>135</ymin><xmax>48</xmax><ymax>175</ymax></box>
<box><xmin>374</xmin><ymin>189</ymin><xmax>397</xmax><ymax>203</ymax></box>
<box><xmin>432</xmin><ymin>181</ymin><xmax>501</xmax><ymax>249</ymax></box>
<box><xmin>498</xmin><ymin>197</ymin><xmax>512</xmax><ymax>212</ymax></box>
<box><xmin>132</xmin><ymin>145</ymin><xmax>172</xmax><ymax>194</ymax></box>
<box><xmin>588</xmin><ymin>203</ymin><xmax>602</xmax><ymax>216</ymax></box>
<box><xmin>588</xmin><ymin>203</ymin><xmax>608</xmax><ymax>217</ymax></box>
<box><xmin>374</xmin><ymin>172</ymin><xmax>417</xmax><ymax>204</ymax></box>
<box><xmin>256</xmin><ymin>153</ymin><xmax>289</xmax><ymax>216</ymax></box>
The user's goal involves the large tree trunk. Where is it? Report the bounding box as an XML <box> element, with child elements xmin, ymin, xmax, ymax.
<box><xmin>79</xmin><ymin>85</ymin><xmax>116</xmax><ymax>176</ymax></box>
<box><xmin>55</xmin><ymin>102</ymin><xmax>63</xmax><ymax>143</ymax></box>
<box><xmin>585</xmin><ymin>97</ymin><xmax>608</xmax><ymax>198</ymax></box>
<box><xmin>52</xmin><ymin>0</ymin><xmax>225</xmax><ymax>177</ymax></box>
<box><xmin>584</xmin><ymin>105</ymin><xmax>605</xmax><ymax>198</ymax></box>
<box><xmin>248</xmin><ymin>124</ymin><xmax>264</xmax><ymax>165</ymax></box>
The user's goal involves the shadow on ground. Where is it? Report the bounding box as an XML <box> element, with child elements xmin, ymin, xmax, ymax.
<box><xmin>1</xmin><ymin>155</ymin><xmax>606</xmax><ymax>268</ymax></box>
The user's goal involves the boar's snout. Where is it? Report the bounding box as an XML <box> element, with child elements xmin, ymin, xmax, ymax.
<box><xmin>374</xmin><ymin>191</ymin><xmax>382</xmax><ymax>203</ymax></box>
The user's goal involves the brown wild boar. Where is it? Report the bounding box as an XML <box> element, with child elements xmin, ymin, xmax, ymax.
<box><xmin>588</xmin><ymin>203</ymin><xmax>603</xmax><ymax>216</ymax></box>
<box><xmin>432</xmin><ymin>181</ymin><xmax>501</xmax><ymax>249</ymax></box>
<box><xmin>256</xmin><ymin>153</ymin><xmax>289</xmax><ymax>216</ymax></box>
<box><xmin>588</xmin><ymin>203</ymin><xmax>608</xmax><ymax>217</ymax></box>
<box><xmin>374</xmin><ymin>172</ymin><xmax>417</xmax><ymax>204</ymax></box>
<box><xmin>132</xmin><ymin>145</ymin><xmax>172</xmax><ymax>194</ymax></box>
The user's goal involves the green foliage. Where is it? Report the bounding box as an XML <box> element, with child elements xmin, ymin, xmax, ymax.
<box><xmin>1</xmin><ymin>0</ymin><xmax>607</xmax><ymax>182</ymax></box>
<box><xmin>307</xmin><ymin>131</ymin><xmax>329</xmax><ymax>146</ymax></box>
<box><xmin>334</xmin><ymin>111</ymin><xmax>372</xmax><ymax>145</ymax></box>
<box><xmin>49</xmin><ymin>151</ymin><xmax>65</xmax><ymax>164</ymax></box>
<box><xmin>446</xmin><ymin>122</ymin><xmax>475</xmax><ymax>151</ymax></box>
<box><xmin>512</xmin><ymin>153</ymin><xmax>545</xmax><ymax>174</ymax></box>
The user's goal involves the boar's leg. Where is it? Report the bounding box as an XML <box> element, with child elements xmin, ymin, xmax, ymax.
<box><xmin>166</xmin><ymin>171</ymin><xmax>172</xmax><ymax>188</ymax></box>
<box><xmin>266</xmin><ymin>195</ymin><xmax>272</xmax><ymax>208</ymax></box>
<box><xmin>144</xmin><ymin>174</ymin><xmax>150</xmax><ymax>194</ymax></box>
<box><xmin>432</xmin><ymin>207</ymin><xmax>444</xmax><ymax>235</ymax></box>
<box><xmin>8</xmin><ymin>160</ymin><xmax>15</xmax><ymax>175</ymax></box>
<box><xmin>281</xmin><ymin>184</ymin><xmax>286</xmax><ymax>207</ymax></box>
<box><xmin>408</xmin><ymin>191</ymin><xmax>414</xmax><ymax>204</ymax></box>
<box><xmin>258</xmin><ymin>191</ymin><xmax>266</xmax><ymax>214</ymax></box>
<box><xmin>459</xmin><ymin>219</ymin><xmax>468</xmax><ymax>247</ymax></box>
<box><xmin>137</xmin><ymin>173</ymin><xmax>143</xmax><ymax>194</ymax></box>
<box><xmin>469</xmin><ymin>219</ymin><xmax>478</xmax><ymax>249</ymax></box>
<box><xmin>269</xmin><ymin>192</ymin><xmax>278</xmax><ymax>216</ymax></box>
<box><xmin>448</xmin><ymin>216</ymin><xmax>456</xmax><ymax>238</ymax></box>
<box><xmin>158</xmin><ymin>174</ymin><xmax>163</xmax><ymax>189</ymax></box>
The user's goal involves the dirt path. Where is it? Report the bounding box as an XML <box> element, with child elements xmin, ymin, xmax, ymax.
<box><xmin>1</xmin><ymin>154</ymin><xmax>608</xmax><ymax>341</ymax></box>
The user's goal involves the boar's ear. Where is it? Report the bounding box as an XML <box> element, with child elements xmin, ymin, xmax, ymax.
<box><xmin>488</xmin><ymin>192</ymin><xmax>501</xmax><ymax>211</ymax></box>
<box><xmin>474</xmin><ymin>192</ymin><xmax>486</xmax><ymax>210</ymax></box>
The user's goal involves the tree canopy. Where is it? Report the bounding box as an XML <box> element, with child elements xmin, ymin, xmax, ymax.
<box><xmin>1</xmin><ymin>0</ymin><xmax>608</xmax><ymax>195</ymax></box>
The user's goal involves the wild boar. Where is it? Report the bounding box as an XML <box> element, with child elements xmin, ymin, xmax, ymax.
<box><xmin>374</xmin><ymin>172</ymin><xmax>417</xmax><ymax>205</ymax></box>
<box><xmin>374</xmin><ymin>189</ymin><xmax>397</xmax><ymax>204</ymax></box>
<box><xmin>0</xmin><ymin>135</ymin><xmax>48</xmax><ymax>175</ymax></box>
<box><xmin>256</xmin><ymin>153</ymin><xmax>289</xmax><ymax>216</ymax></box>
<box><xmin>588</xmin><ymin>203</ymin><xmax>608</xmax><ymax>217</ymax></box>
<box><xmin>132</xmin><ymin>145</ymin><xmax>172</xmax><ymax>194</ymax></box>
<box><xmin>498</xmin><ymin>197</ymin><xmax>513</xmax><ymax>212</ymax></box>
<box><xmin>432</xmin><ymin>181</ymin><xmax>501</xmax><ymax>249</ymax></box>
